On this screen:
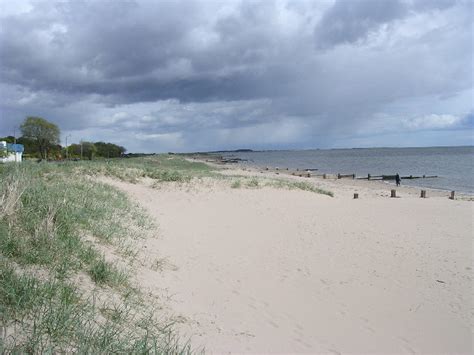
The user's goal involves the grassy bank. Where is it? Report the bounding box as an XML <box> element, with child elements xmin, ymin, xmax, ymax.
<box><xmin>0</xmin><ymin>157</ymin><xmax>199</xmax><ymax>353</ymax></box>
<box><xmin>0</xmin><ymin>154</ymin><xmax>331</xmax><ymax>352</ymax></box>
<box><xmin>72</xmin><ymin>155</ymin><xmax>213</xmax><ymax>183</ymax></box>
<box><xmin>229</xmin><ymin>177</ymin><xmax>334</xmax><ymax>196</ymax></box>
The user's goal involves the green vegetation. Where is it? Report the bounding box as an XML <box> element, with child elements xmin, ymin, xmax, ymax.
<box><xmin>0</xmin><ymin>262</ymin><xmax>190</xmax><ymax>353</ymax></box>
<box><xmin>0</xmin><ymin>152</ymin><xmax>332</xmax><ymax>352</ymax></box>
<box><xmin>20</xmin><ymin>116</ymin><xmax>60</xmax><ymax>159</ymax></box>
<box><xmin>94</xmin><ymin>141</ymin><xmax>127</xmax><ymax>158</ymax></box>
<box><xmin>2</xmin><ymin>116</ymin><xmax>127</xmax><ymax>160</ymax></box>
<box><xmin>228</xmin><ymin>176</ymin><xmax>334</xmax><ymax>196</ymax></box>
<box><xmin>71</xmin><ymin>155</ymin><xmax>213</xmax><ymax>183</ymax></box>
<box><xmin>230</xmin><ymin>180</ymin><xmax>241</xmax><ymax>188</ymax></box>
<box><xmin>67</xmin><ymin>141</ymin><xmax>126</xmax><ymax>160</ymax></box>
<box><xmin>0</xmin><ymin>159</ymin><xmax>196</xmax><ymax>353</ymax></box>
<box><xmin>246</xmin><ymin>178</ymin><xmax>260</xmax><ymax>188</ymax></box>
<box><xmin>271</xmin><ymin>180</ymin><xmax>334</xmax><ymax>196</ymax></box>
<box><xmin>0</xmin><ymin>136</ymin><xmax>15</xmax><ymax>144</ymax></box>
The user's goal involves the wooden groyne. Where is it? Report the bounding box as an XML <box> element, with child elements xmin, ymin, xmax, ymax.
<box><xmin>190</xmin><ymin>156</ymin><xmax>440</xmax><ymax>183</ymax></box>
<box><xmin>252</xmin><ymin>164</ymin><xmax>440</xmax><ymax>182</ymax></box>
<box><xmin>261</xmin><ymin>167</ymin><xmax>439</xmax><ymax>182</ymax></box>
<box><xmin>355</xmin><ymin>174</ymin><xmax>438</xmax><ymax>181</ymax></box>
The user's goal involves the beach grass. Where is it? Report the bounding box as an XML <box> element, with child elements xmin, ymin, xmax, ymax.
<box><xmin>230</xmin><ymin>180</ymin><xmax>242</xmax><ymax>188</ymax></box>
<box><xmin>0</xmin><ymin>160</ymin><xmax>195</xmax><ymax>353</ymax></box>
<box><xmin>0</xmin><ymin>154</ymin><xmax>331</xmax><ymax>352</ymax></box>
<box><xmin>227</xmin><ymin>175</ymin><xmax>333</xmax><ymax>196</ymax></box>
<box><xmin>0</xmin><ymin>262</ymin><xmax>191</xmax><ymax>353</ymax></box>
<box><xmin>71</xmin><ymin>155</ymin><xmax>213</xmax><ymax>183</ymax></box>
<box><xmin>269</xmin><ymin>180</ymin><xmax>334</xmax><ymax>197</ymax></box>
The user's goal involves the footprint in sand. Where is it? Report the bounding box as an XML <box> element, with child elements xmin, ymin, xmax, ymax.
<box><xmin>293</xmin><ymin>327</ymin><xmax>304</xmax><ymax>338</ymax></box>
<box><xmin>295</xmin><ymin>323</ymin><xmax>304</xmax><ymax>331</ymax></box>
<box><xmin>267</xmin><ymin>319</ymin><xmax>279</xmax><ymax>329</ymax></box>
<box><xmin>363</xmin><ymin>325</ymin><xmax>375</xmax><ymax>334</ymax></box>
<box><xmin>397</xmin><ymin>336</ymin><xmax>416</xmax><ymax>354</ymax></box>
<box><xmin>294</xmin><ymin>337</ymin><xmax>312</xmax><ymax>349</ymax></box>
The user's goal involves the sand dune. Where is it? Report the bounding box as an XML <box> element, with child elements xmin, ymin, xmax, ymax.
<box><xmin>105</xmin><ymin>173</ymin><xmax>472</xmax><ymax>354</ymax></box>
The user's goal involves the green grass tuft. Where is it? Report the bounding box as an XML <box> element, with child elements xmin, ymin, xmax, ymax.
<box><xmin>246</xmin><ymin>178</ymin><xmax>260</xmax><ymax>188</ymax></box>
<box><xmin>230</xmin><ymin>180</ymin><xmax>242</xmax><ymax>188</ymax></box>
<box><xmin>0</xmin><ymin>161</ymin><xmax>195</xmax><ymax>353</ymax></box>
<box><xmin>226</xmin><ymin>175</ymin><xmax>333</xmax><ymax>196</ymax></box>
<box><xmin>88</xmin><ymin>256</ymin><xmax>128</xmax><ymax>287</ymax></box>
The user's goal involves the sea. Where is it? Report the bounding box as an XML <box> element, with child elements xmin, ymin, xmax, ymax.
<box><xmin>219</xmin><ymin>146</ymin><xmax>474</xmax><ymax>194</ymax></box>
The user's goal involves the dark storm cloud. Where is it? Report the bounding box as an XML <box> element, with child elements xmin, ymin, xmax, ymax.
<box><xmin>1</xmin><ymin>1</ymin><xmax>198</xmax><ymax>99</ymax></box>
<box><xmin>0</xmin><ymin>1</ymin><xmax>321</xmax><ymax>105</ymax></box>
<box><xmin>0</xmin><ymin>0</ymin><xmax>465</xmax><ymax>104</ymax></box>
<box><xmin>0</xmin><ymin>0</ymin><xmax>472</xmax><ymax>151</ymax></box>
<box><xmin>314</xmin><ymin>0</ymin><xmax>459</xmax><ymax>49</ymax></box>
<box><xmin>314</xmin><ymin>0</ymin><xmax>408</xmax><ymax>49</ymax></box>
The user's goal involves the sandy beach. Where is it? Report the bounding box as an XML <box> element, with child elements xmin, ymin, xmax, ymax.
<box><xmin>3</xmin><ymin>1</ymin><xmax>472</xmax><ymax>352</ymax></box>
<box><xmin>105</xmin><ymin>164</ymin><xmax>473</xmax><ymax>354</ymax></box>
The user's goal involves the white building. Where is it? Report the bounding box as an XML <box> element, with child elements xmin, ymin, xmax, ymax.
<box><xmin>0</xmin><ymin>141</ymin><xmax>24</xmax><ymax>163</ymax></box>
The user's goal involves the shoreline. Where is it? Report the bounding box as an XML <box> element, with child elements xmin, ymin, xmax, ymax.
<box><xmin>188</xmin><ymin>154</ymin><xmax>474</xmax><ymax>200</ymax></box>
<box><xmin>186</xmin><ymin>148</ymin><xmax>474</xmax><ymax>196</ymax></box>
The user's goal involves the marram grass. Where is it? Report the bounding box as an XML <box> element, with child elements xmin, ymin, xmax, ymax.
<box><xmin>0</xmin><ymin>154</ymin><xmax>331</xmax><ymax>352</ymax></box>
<box><xmin>0</xmin><ymin>160</ymin><xmax>197</xmax><ymax>353</ymax></box>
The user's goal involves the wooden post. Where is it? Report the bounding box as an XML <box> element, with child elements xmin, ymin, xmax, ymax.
<box><xmin>368</xmin><ymin>174</ymin><xmax>371</xmax><ymax>180</ymax></box>
<box><xmin>391</xmin><ymin>189</ymin><xmax>396</xmax><ymax>198</ymax></box>
<box><xmin>420</xmin><ymin>190</ymin><xmax>426</xmax><ymax>198</ymax></box>
<box><xmin>352</xmin><ymin>174</ymin><xmax>355</xmax><ymax>179</ymax></box>
<box><xmin>449</xmin><ymin>191</ymin><xmax>455</xmax><ymax>200</ymax></box>
<box><xmin>323</xmin><ymin>174</ymin><xmax>327</xmax><ymax>179</ymax></box>
<box><xmin>337</xmin><ymin>173</ymin><xmax>341</xmax><ymax>179</ymax></box>
<box><xmin>353</xmin><ymin>193</ymin><xmax>359</xmax><ymax>199</ymax></box>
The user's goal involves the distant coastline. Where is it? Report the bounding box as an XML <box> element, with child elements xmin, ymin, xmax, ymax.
<box><xmin>212</xmin><ymin>146</ymin><xmax>474</xmax><ymax>194</ymax></box>
<box><xmin>176</xmin><ymin>145</ymin><xmax>474</xmax><ymax>155</ymax></box>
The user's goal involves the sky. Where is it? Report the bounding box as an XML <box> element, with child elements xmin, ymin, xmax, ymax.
<box><xmin>0</xmin><ymin>0</ymin><xmax>472</xmax><ymax>153</ymax></box>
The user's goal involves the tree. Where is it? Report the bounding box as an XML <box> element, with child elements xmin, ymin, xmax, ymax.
<box><xmin>82</xmin><ymin>142</ymin><xmax>97</xmax><ymax>160</ymax></box>
<box><xmin>68</xmin><ymin>142</ymin><xmax>97</xmax><ymax>160</ymax></box>
<box><xmin>0</xmin><ymin>136</ymin><xmax>15</xmax><ymax>143</ymax></box>
<box><xmin>20</xmin><ymin>117</ymin><xmax>60</xmax><ymax>159</ymax></box>
<box><xmin>16</xmin><ymin>136</ymin><xmax>40</xmax><ymax>158</ymax></box>
<box><xmin>94</xmin><ymin>142</ymin><xmax>126</xmax><ymax>158</ymax></box>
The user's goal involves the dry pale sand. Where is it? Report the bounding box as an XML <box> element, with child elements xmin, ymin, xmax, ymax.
<box><xmin>105</xmin><ymin>171</ymin><xmax>472</xmax><ymax>354</ymax></box>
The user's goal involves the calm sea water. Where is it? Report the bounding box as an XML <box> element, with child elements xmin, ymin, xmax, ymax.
<box><xmin>222</xmin><ymin>146</ymin><xmax>474</xmax><ymax>194</ymax></box>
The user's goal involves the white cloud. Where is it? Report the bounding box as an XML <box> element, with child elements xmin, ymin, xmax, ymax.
<box><xmin>402</xmin><ymin>114</ymin><xmax>463</xmax><ymax>130</ymax></box>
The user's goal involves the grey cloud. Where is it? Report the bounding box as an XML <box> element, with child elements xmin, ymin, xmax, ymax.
<box><xmin>0</xmin><ymin>0</ymin><xmax>472</xmax><ymax>151</ymax></box>
<box><xmin>313</xmin><ymin>0</ymin><xmax>459</xmax><ymax>50</ymax></box>
<box><xmin>0</xmin><ymin>0</ymin><xmax>318</xmax><ymax>105</ymax></box>
<box><xmin>412</xmin><ymin>0</ymin><xmax>458</xmax><ymax>11</ymax></box>
<box><xmin>314</xmin><ymin>0</ymin><xmax>408</xmax><ymax>49</ymax></box>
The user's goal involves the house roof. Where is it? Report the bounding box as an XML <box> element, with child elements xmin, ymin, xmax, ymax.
<box><xmin>6</xmin><ymin>143</ymin><xmax>24</xmax><ymax>153</ymax></box>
